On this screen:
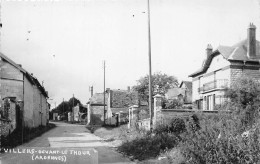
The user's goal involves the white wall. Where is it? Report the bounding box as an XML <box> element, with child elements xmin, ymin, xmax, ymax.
<box><xmin>206</xmin><ymin>54</ymin><xmax>230</xmax><ymax>73</ymax></box>
<box><xmin>192</xmin><ymin>54</ymin><xmax>231</xmax><ymax>110</ymax></box>
<box><xmin>24</xmin><ymin>77</ymin><xmax>34</xmax><ymax>127</ymax></box>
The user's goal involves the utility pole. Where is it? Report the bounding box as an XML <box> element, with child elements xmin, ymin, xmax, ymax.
<box><xmin>103</xmin><ymin>61</ymin><xmax>106</xmax><ymax>125</ymax></box>
<box><xmin>147</xmin><ymin>0</ymin><xmax>153</xmax><ymax>131</ymax></box>
<box><xmin>62</xmin><ymin>98</ymin><xmax>64</xmax><ymax>120</ymax></box>
<box><xmin>0</xmin><ymin>0</ymin><xmax>2</xmax><ymax>51</ymax></box>
<box><xmin>72</xmin><ymin>94</ymin><xmax>74</xmax><ymax>122</ymax></box>
<box><xmin>89</xmin><ymin>86</ymin><xmax>93</xmax><ymax>97</ymax></box>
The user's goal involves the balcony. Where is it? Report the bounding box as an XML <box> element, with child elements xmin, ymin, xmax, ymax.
<box><xmin>198</xmin><ymin>79</ymin><xmax>228</xmax><ymax>93</ymax></box>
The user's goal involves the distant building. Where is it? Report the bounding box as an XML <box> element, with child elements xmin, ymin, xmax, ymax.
<box><xmin>189</xmin><ymin>23</ymin><xmax>260</xmax><ymax>110</ymax></box>
<box><xmin>165</xmin><ymin>81</ymin><xmax>192</xmax><ymax>104</ymax></box>
<box><xmin>87</xmin><ymin>92</ymin><xmax>108</xmax><ymax>125</ymax></box>
<box><xmin>87</xmin><ymin>87</ymin><xmax>139</xmax><ymax>125</ymax></box>
<box><xmin>72</xmin><ymin>103</ymin><xmax>88</xmax><ymax>122</ymax></box>
<box><xmin>179</xmin><ymin>81</ymin><xmax>192</xmax><ymax>104</ymax></box>
<box><xmin>0</xmin><ymin>52</ymin><xmax>49</xmax><ymax>133</ymax></box>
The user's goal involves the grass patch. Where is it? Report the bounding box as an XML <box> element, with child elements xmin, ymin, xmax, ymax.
<box><xmin>117</xmin><ymin>132</ymin><xmax>180</xmax><ymax>161</ymax></box>
<box><xmin>91</xmin><ymin>124</ymin><xmax>128</xmax><ymax>140</ymax></box>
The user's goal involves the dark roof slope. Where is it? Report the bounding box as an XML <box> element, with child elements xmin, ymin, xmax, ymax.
<box><xmin>110</xmin><ymin>89</ymin><xmax>139</xmax><ymax>108</ymax></box>
<box><xmin>89</xmin><ymin>93</ymin><xmax>108</xmax><ymax>105</ymax></box>
<box><xmin>180</xmin><ymin>81</ymin><xmax>192</xmax><ymax>91</ymax></box>
<box><xmin>0</xmin><ymin>52</ymin><xmax>48</xmax><ymax>97</ymax></box>
<box><xmin>189</xmin><ymin>39</ymin><xmax>260</xmax><ymax>77</ymax></box>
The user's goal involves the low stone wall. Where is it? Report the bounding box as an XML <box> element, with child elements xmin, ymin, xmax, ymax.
<box><xmin>156</xmin><ymin>109</ymin><xmax>221</xmax><ymax>125</ymax></box>
<box><xmin>0</xmin><ymin>118</ymin><xmax>12</xmax><ymax>136</ymax></box>
<box><xmin>128</xmin><ymin>94</ymin><xmax>232</xmax><ymax>131</ymax></box>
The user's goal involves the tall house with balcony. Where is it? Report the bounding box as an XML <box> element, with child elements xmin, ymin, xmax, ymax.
<box><xmin>189</xmin><ymin>23</ymin><xmax>260</xmax><ymax>110</ymax></box>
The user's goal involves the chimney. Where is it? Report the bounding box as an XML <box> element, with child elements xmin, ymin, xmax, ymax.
<box><xmin>127</xmin><ymin>86</ymin><xmax>131</xmax><ymax>92</ymax></box>
<box><xmin>206</xmin><ymin>44</ymin><xmax>213</xmax><ymax>58</ymax></box>
<box><xmin>90</xmin><ymin>86</ymin><xmax>93</xmax><ymax>97</ymax></box>
<box><xmin>247</xmin><ymin>23</ymin><xmax>257</xmax><ymax>58</ymax></box>
<box><xmin>18</xmin><ymin>64</ymin><xmax>22</xmax><ymax>67</ymax></box>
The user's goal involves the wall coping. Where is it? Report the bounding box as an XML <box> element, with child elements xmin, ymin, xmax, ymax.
<box><xmin>153</xmin><ymin>94</ymin><xmax>163</xmax><ymax>98</ymax></box>
<box><xmin>160</xmin><ymin>109</ymin><xmax>231</xmax><ymax>113</ymax></box>
<box><xmin>129</xmin><ymin>105</ymin><xmax>139</xmax><ymax>108</ymax></box>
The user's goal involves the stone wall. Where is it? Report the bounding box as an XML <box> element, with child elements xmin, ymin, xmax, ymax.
<box><xmin>230</xmin><ymin>68</ymin><xmax>260</xmax><ymax>84</ymax></box>
<box><xmin>0</xmin><ymin>119</ymin><xmax>12</xmax><ymax>136</ymax></box>
<box><xmin>0</xmin><ymin>100</ymin><xmax>17</xmax><ymax>137</ymax></box>
<box><xmin>90</xmin><ymin>106</ymin><xmax>107</xmax><ymax>125</ymax></box>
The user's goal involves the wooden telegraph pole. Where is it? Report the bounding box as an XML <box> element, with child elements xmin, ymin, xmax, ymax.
<box><xmin>103</xmin><ymin>61</ymin><xmax>106</xmax><ymax>125</ymax></box>
<box><xmin>147</xmin><ymin>0</ymin><xmax>153</xmax><ymax>131</ymax></box>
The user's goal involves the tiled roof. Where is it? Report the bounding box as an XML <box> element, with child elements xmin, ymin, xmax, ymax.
<box><xmin>110</xmin><ymin>89</ymin><xmax>139</xmax><ymax>108</ymax></box>
<box><xmin>189</xmin><ymin>39</ymin><xmax>260</xmax><ymax>77</ymax></box>
<box><xmin>89</xmin><ymin>93</ymin><xmax>108</xmax><ymax>104</ymax></box>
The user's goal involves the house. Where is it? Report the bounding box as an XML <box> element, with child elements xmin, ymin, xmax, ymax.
<box><xmin>87</xmin><ymin>92</ymin><xmax>108</xmax><ymax>125</ymax></box>
<box><xmin>165</xmin><ymin>81</ymin><xmax>192</xmax><ymax>104</ymax></box>
<box><xmin>165</xmin><ymin>88</ymin><xmax>186</xmax><ymax>103</ymax></box>
<box><xmin>106</xmin><ymin>88</ymin><xmax>139</xmax><ymax>125</ymax></box>
<box><xmin>72</xmin><ymin>103</ymin><xmax>88</xmax><ymax>122</ymax></box>
<box><xmin>0</xmin><ymin>52</ymin><xmax>49</xmax><ymax>133</ymax></box>
<box><xmin>189</xmin><ymin>23</ymin><xmax>260</xmax><ymax>110</ymax></box>
<box><xmin>87</xmin><ymin>87</ymin><xmax>139</xmax><ymax>125</ymax></box>
<box><xmin>179</xmin><ymin>81</ymin><xmax>192</xmax><ymax>104</ymax></box>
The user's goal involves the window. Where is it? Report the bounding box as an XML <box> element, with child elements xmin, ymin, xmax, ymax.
<box><xmin>213</xmin><ymin>94</ymin><xmax>215</xmax><ymax>110</ymax></box>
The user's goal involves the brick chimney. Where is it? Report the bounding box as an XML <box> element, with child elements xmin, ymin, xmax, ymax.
<box><xmin>206</xmin><ymin>44</ymin><xmax>213</xmax><ymax>58</ymax></box>
<box><xmin>247</xmin><ymin>23</ymin><xmax>257</xmax><ymax>58</ymax></box>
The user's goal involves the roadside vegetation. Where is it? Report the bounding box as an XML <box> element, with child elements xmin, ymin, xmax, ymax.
<box><xmin>116</xmin><ymin>75</ymin><xmax>260</xmax><ymax>163</ymax></box>
<box><xmin>0</xmin><ymin>123</ymin><xmax>56</xmax><ymax>152</ymax></box>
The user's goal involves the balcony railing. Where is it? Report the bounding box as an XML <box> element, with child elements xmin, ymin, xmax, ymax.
<box><xmin>198</xmin><ymin>79</ymin><xmax>228</xmax><ymax>93</ymax></box>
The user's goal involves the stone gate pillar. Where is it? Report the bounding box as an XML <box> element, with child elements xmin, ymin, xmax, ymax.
<box><xmin>153</xmin><ymin>94</ymin><xmax>163</xmax><ymax>128</ymax></box>
<box><xmin>87</xmin><ymin>103</ymin><xmax>91</xmax><ymax>125</ymax></box>
<box><xmin>128</xmin><ymin>105</ymin><xmax>138</xmax><ymax>129</ymax></box>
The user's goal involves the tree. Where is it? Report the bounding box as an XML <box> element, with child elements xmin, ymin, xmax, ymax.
<box><xmin>225</xmin><ymin>75</ymin><xmax>260</xmax><ymax>130</ymax></box>
<box><xmin>52</xmin><ymin>96</ymin><xmax>82</xmax><ymax>115</ymax></box>
<box><xmin>68</xmin><ymin>97</ymin><xmax>81</xmax><ymax>109</ymax></box>
<box><xmin>133</xmin><ymin>72</ymin><xmax>179</xmax><ymax>104</ymax></box>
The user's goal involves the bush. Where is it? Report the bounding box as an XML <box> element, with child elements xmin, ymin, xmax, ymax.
<box><xmin>165</xmin><ymin>99</ymin><xmax>183</xmax><ymax>109</ymax></box>
<box><xmin>179</xmin><ymin>116</ymin><xmax>260</xmax><ymax>164</ymax></box>
<box><xmin>154</xmin><ymin>117</ymin><xmax>186</xmax><ymax>135</ymax></box>
<box><xmin>118</xmin><ymin>133</ymin><xmax>180</xmax><ymax>161</ymax></box>
<box><xmin>177</xmin><ymin>78</ymin><xmax>260</xmax><ymax>164</ymax></box>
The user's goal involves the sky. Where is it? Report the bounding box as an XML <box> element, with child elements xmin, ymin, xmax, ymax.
<box><xmin>2</xmin><ymin>0</ymin><xmax>260</xmax><ymax>108</ymax></box>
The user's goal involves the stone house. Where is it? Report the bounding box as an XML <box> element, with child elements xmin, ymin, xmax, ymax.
<box><xmin>87</xmin><ymin>92</ymin><xmax>108</xmax><ymax>125</ymax></box>
<box><xmin>72</xmin><ymin>103</ymin><xmax>88</xmax><ymax>122</ymax></box>
<box><xmin>0</xmin><ymin>53</ymin><xmax>49</xmax><ymax>132</ymax></box>
<box><xmin>189</xmin><ymin>23</ymin><xmax>260</xmax><ymax>110</ymax></box>
<box><xmin>87</xmin><ymin>87</ymin><xmax>139</xmax><ymax>125</ymax></box>
<box><xmin>106</xmin><ymin>88</ymin><xmax>139</xmax><ymax>125</ymax></box>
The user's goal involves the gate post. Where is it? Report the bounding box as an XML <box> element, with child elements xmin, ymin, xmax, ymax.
<box><xmin>153</xmin><ymin>94</ymin><xmax>163</xmax><ymax>128</ymax></box>
<box><xmin>87</xmin><ymin>103</ymin><xmax>91</xmax><ymax>125</ymax></box>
